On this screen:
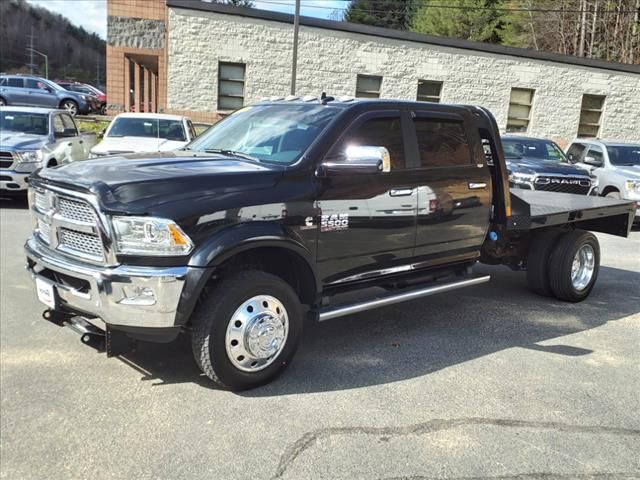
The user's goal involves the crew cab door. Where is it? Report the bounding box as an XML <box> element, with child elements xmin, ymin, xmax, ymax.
<box><xmin>315</xmin><ymin>110</ymin><xmax>418</xmax><ymax>284</ymax></box>
<box><xmin>408</xmin><ymin>110</ymin><xmax>491</xmax><ymax>261</ymax></box>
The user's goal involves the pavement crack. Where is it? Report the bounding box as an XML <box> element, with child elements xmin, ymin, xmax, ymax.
<box><xmin>271</xmin><ymin>417</ymin><xmax>640</xmax><ymax>480</ymax></box>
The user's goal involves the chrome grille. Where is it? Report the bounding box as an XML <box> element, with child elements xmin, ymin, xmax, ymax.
<box><xmin>35</xmin><ymin>190</ymin><xmax>49</xmax><ymax>212</ymax></box>
<box><xmin>37</xmin><ymin>218</ymin><xmax>51</xmax><ymax>244</ymax></box>
<box><xmin>0</xmin><ymin>152</ymin><xmax>13</xmax><ymax>169</ymax></box>
<box><xmin>59</xmin><ymin>228</ymin><xmax>103</xmax><ymax>259</ymax></box>
<box><xmin>534</xmin><ymin>176</ymin><xmax>591</xmax><ymax>195</ymax></box>
<box><xmin>58</xmin><ymin>197</ymin><xmax>96</xmax><ymax>223</ymax></box>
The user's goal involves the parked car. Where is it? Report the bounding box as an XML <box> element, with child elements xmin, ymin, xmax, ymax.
<box><xmin>566</xmin><ymin>139</ymin><xmax>640</xmax><ymax>221</ymax></box>
<box><xmin>0</xmin><ymin>106</ymin><xmax>96</xmax><ymax>193</ymax></box>
<box><xmin>502</xmin><ymin>135</ymin><xmax>597</xmax><ymax>195</ymax></box>
<box><xmin>57</xmin><ymin>81</ymin><xmax>106</xmax><ymax>114</ymax></box>
<box><xmin>23</xmin><ymin>98</ymin><xmax>635</xmax><ymax>390</ymax></box>
<box><xmin>0</xmin><ymin>74</ymin><xmax>91</xmax><ymax>116</ymax></box>
<box><xmin>90</xmin><ymin>113</ymin><xmax>196</xmax><ymax>156</ymax></box>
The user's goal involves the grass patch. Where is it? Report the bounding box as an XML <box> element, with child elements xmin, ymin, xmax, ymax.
<box><xmin>76</xmin><ymin>119</ymin><xmax>111</xmax><ymax>135</ymax></box>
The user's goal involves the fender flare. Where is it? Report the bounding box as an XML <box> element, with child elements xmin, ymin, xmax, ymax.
<box><xmin>176</xmin><ymin>223</ymin><xmax>320</xmax><ymax>325</ymax></box>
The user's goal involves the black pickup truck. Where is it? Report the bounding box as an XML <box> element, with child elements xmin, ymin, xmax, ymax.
<box><xmin>24</xmin><ymin>98</ymin><xmax>636</xmax><ymax>390</ymax></box>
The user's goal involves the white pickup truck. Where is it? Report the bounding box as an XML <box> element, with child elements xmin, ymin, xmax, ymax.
<box><xmin>0</xmin><ymin>106</ymin><xmax>96</xmax><ymax>194</ymax></box>
<box><xmin>566</xmin><ymin>139</ymin><xmax>640</xmax><ymax>222</ymax></box>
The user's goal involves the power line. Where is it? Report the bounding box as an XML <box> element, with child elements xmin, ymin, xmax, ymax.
<box><xmin>257</xmin><ymin>0</ymin><xmax>637</xmax><ymax>15</ymax></box>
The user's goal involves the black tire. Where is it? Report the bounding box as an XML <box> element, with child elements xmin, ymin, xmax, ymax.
<box><xmin>548</xmin><ymin>230</ymin><xmax>600</xmax><ymax>302</ymax></box>
<box><xmin>0</xmin><ymin>97</ymin><xmax>6</xmax><ymax>106</ymax></box>
<box><xmin>526</xmin><ymin>228</ymin><xmax>564</xmax><ymax>296</ymax></box>
<box><xmin>191</xmin><ymin>270</ymin><xmax>303</xmax><ymax>390</ymax></box>
<box><xmin>60</xmin><ymin>99</ymin><xmax>78</xmax><ymax>116</ymax></box>
<box><xmin>99</xmin><ymin>104</ymin><xmax>107</xmax><ymax>115</ymax></box>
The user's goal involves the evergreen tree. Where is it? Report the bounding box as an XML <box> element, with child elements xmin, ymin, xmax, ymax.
<box><xmin>344</xmin><ymin>0</ymin><xmax>417</xmax><ymax>31</ymax></box>
<box><xmin>411</xmin><ymin>0</ymin><xmax>507</xmax><ymax>43</ymax></box>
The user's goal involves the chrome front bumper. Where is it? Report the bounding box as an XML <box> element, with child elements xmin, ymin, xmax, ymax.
<box><xmin>25</xmin><ymin>236</ymin><xmax>187</xmax><ymax>328</ymax></box>
<box><xmin>0</xmin><ymin>170</ymin><xmax>29</xmax><ymax>192</ymax></box>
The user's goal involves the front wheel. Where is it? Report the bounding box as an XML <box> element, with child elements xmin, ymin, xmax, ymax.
<box><xmin>548</xmin><ymin>230</ymin><xmax>600</xmax><ymax>302</ymax></box>
<box><xmin>60</xmin><ymin>100</ymin><xmax>78</xmax><ymax>116</ymax></box>
<box><xmin>0</xmin><ymin>97</ymin><xmax>6</xmax><ymax>106</ymax></box>
<box><xmin>191</xmin><ymin>271</ymin><xmax>304</xmax><ymax>390</ymax></box>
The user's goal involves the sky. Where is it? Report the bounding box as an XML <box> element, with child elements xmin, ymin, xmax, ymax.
<box><xmin>26</xmin><ymin>0</ymin><xmax>348</xmax><ymax>39</ymax></box>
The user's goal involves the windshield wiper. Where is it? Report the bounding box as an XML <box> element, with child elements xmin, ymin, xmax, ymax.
<box><xmin>203</xmin><ymin>148</ymin><xmax>260</xmax><ymax>162</ymax></box>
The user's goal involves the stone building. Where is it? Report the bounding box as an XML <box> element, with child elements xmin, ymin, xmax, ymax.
<box><xmin>106</xmin><ymin>0</ymin><xmax>640</xmax><ymax>144</ymax></box>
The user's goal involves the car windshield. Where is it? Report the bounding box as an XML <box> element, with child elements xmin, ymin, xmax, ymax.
<box><xmin>0</xmin><ymin>111</ymin><xmax>48</xmax><ymax>135</ymax></box>
<box><xmin>606</xmin><ymin>145</ymin><xmax>640</xmax><ymax>166</ymax></box>
<box><xmin>108</xmin><ymin>118</ymin><xmax>187</xmax><ymax>141</ymax></box>
<box><xmin>187</xmin><ymin>104</ymin><xmax>340</xmax><ymax>165</ymax></box>
<box><xmin>502</xmin><ymin>138</ymin><xmax>568</xmax><ymax>162</ymax></box>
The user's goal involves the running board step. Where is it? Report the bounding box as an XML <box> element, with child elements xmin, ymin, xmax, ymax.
<box><xmin>317</xmin><ymin>275</ymin><xmax>491</xmax><ymax>322</ymax></box>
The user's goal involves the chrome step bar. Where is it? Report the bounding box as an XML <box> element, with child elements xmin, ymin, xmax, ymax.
<box><xmin>317</xmin><ymin>275</ymin><xmax>491</xmax><ymax>322</ymax></box>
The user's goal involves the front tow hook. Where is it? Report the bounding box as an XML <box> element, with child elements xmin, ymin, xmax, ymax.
<box><xmin>42</xmin><ymin>309</ymin><xmax>106</xmax><ymax>353</ymax></box>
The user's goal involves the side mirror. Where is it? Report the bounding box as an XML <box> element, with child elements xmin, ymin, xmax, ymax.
<box><xmin>319</xmin><ymin>146</ymin><xmax>391</xmax><ymax>176</ymax></box>
<box><xmin>584</xmin><ymin>156</ymin><xmax>603</xmax><ymax>167</ymax></box>
<box><xmin>567</xmin><ymin>153</ymin><xmax>575</xmax><ymax>163</ymax></box>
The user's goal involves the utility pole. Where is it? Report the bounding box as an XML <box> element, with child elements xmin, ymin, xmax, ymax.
<box><xmin>28</xmin><ymin>48</ymin><xmax>48</xmax><ymax>79</ymax></box>
<box><xmin>26</xmin><ymin>27</ymin><xmax>37</xmax><ymax>74</ymax></box>
<box><xmin>290</xmin><ymin>0</ymin><xmax>300</xmax><ymax>95</ymax></box>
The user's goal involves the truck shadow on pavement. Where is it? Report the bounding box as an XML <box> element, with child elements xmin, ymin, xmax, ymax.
<box><xmin>117</xmin><ymin>263</ymin><xmax>640</xmax><ymax>394</ymax></box>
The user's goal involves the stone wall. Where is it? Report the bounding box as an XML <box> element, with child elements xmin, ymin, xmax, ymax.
<box><xmin>107</xmin><ymin>16</ymin><xmax>166</xmax><ymax>50</ymax></box>
<box><xmin>166</xmin><ymin>8</ymin><xmax>640</xmax><ymax>143</ymax></box>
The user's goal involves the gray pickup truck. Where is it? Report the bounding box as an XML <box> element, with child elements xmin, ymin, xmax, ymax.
<box><xmin>0</xmin><ymin>107</ymin><xmax>96</xmax><ymax>194</ymax></box>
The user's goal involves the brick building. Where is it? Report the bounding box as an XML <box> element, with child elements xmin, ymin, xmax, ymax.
<box><xmin>106</xmin><ymin>0</ymin><xmax>640</xmax><ymax>144</ymax></box>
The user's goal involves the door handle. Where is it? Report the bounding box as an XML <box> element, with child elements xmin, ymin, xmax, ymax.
<box><xmin>78</xmin><ymin>140</ymin><xmax>83</xmax><ymax>144</ymax></box>
<box><xmin>67</xmin><ymin>142</ymin><xmax>73</xmax><ymax>146</ymax></box>
<box><xmin>468</xmin><ymin>182</ymin><xmax>487</xmax><ymax>190</ymax></box>
<box><xmin>389</xmin><ymin>188</ymin><xmax>413</xmax><ymax>197</ymax></box>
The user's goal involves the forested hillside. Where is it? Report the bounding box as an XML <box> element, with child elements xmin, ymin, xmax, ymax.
<box><xmin>0</xmin><ymin>0</ymin><xmax>106</xmax><ymax>85</ymax></box>
<box><xmin>345</xmin><ymin>0</ymin><xmax>639</xmax><ymax>65</ymax></box>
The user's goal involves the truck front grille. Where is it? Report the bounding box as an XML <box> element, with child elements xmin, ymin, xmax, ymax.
<box><xmin>59</xmin><ymin>228</ymin><xmax>103</xmax><ymax>258</ymax></box>
<box><xmin>31</xmin><ymin>186</ymin><xmax>109</xmax><ymax>264</ymax></box>
<box><xmin>534</xmin><ymin>176</ymin><xmax>591</xmax><ymax>195</ymax></box>
<box><xmin>0</xmin><ymin>152</ymin><xmax>14</xmax><ymax>169</ymax></box>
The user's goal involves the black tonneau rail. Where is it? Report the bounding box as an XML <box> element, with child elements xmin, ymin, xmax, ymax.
<box><xmin>508</xmin><ymin>189</ymin><xmax>635</xmax><ymax>237</ymax></box>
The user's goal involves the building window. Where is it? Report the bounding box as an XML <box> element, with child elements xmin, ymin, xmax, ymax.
<box><xmin>218</xmin><ymin>62</ymin><xmax>245</xmax><ymax>111</ymax></box>
<box><xmin>417</xmin><ymin>80</ymin><xmax>443</xmax><ymax>103</ymax></box>
<box><xmin>355</xmin><ymin>75</ymin><xmax>382</xmax><ymax>98</ymax></box>
<box><xmin>506</xmin><ymin>88</ymin><xmax>535</xmax><ymax>132</ymax></box>
<box><xmin>577</xmin><ymin>94</ymin><xmax>605</xmax><ymax>138</ymax></box>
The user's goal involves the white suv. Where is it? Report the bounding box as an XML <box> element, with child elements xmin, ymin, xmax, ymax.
<box><xmin>566</xmin><ymin>139</ymin><xmax>640</xmax><ymax>222</ymax></box>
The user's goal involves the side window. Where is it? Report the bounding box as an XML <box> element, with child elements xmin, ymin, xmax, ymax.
<box><xmin>333</xmin><ymin>116</ymin><xmax>405</xmax><ymax>170</ymax></box>
<box><xmin>52</xmin><ymin>115</ymin><xmax>65</xmax><ymax>135</ymax></box>
<box><xmin>60</xmin><ymin>114</ymin><xmax>77</xmax><ymax>135</ymax></box>
<box><xmin>586</xmin><ymin>145</ymin><xmax>603</xmax><ymax>163</ymax></box>
<box><xmin>25</xmin><ymin>79</ymin><xmax>40</xmax><ymax>89</ymax></box>
<box><xmin>7</xmin><ymin>78</ymin><xmax>23</xmax><ymax>88</ymax></box>
<box><xmin>566</xmin><ymin>143</ymin><xmax>586</xmax><ymax>162</ymax></box>
<box><xmin>414</xmin><ymin>118</ymin><xmax>471</xmax><ymax>168</ymax></box>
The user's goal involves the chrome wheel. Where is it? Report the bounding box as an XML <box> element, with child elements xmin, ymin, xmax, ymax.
<box><xmin>225</xmin><ymin>295</ymin><xmax>289</xmax><ymax>372</ymax></box>
<box><xmin>571</xmin><ymin>244</ymin><xmax>595</xmax><ymax>291</ymax></box>
<box><xmin>62</xmin><ymin>101</ymin><xmax>78</xmax><ymax>115</ymax></box>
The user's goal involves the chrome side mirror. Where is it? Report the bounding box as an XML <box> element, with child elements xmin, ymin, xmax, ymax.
<box><xmin>319</xmin><ymin>146</ymin><xmax>391</xmax><ymax>176</ymax></box>
<box><xmin>584</xmin><ymin>156</ymin><xmax>603</xmax><ymax>167</ymax></box>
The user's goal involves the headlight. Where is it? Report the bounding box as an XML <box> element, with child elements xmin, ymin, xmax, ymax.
<box><xmin>16</xmin><ymin>150</ymin><xmax>43</xmax><ymax>163</ymax></box>
<box><xmin>508</xmin><ymin>172</ymin><xmax>535</xmax><ymax>185</ymax></box>
<box><xmin>625</xmin><ymin>180</ymin><xmax>640</xmax><ymax>192</ymax></box>
<box><xmin>111</xmin><ymin>216</ymin><xmax>194</xmax><ymax>256</ymax></box>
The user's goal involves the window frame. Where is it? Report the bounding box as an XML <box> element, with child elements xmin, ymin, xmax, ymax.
<box><xmin>323</xmin><ymin>109</ymin><xmax>410</xmax><ymax>171</ymax></box>
<box><xmin>577</xmin><ymin>94</ymin><xmax>606</xmax><ymax>138</ymax></box>
<box><xmin>417</xmin><ymin>80</ymin><xmax>443</xmax><ymax>103</ymax></box>
<box><xmin>217</xmin><ymin>61</ymin><xmax>246</xmax><ymax>112</ymax></box>
<box><xmin>506</xmin><ymin>87</ymin><xmax>535</xmax><ymax>133</ymax></box>
<box><xmin>355</xmin><ymin>74</ymin><xmax>383</xmax><ymax>99</ymax></box>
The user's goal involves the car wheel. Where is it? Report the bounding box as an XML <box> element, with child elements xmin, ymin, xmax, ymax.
<box><xmin>99</xmin><ymin>104</ymin><xmax>107</xmax><ymax>115</ymax></box>
<box><xmin>548</xmin><ymin>230</ymin><xmax>600</xmax><ymax>302</ymax></box>
<box><xmin>526</xmin><ymin>228</ymin><xmax>564</xmax><ymax>297</ymax></box>
<box><xmin>191</xmin><ymin>270</ymin><xmax>304</xmax><ymax>390</ymax></box>
<box><xmin>605</xmin><ymin>191</ymin><xmax>621</xmax><ymax>199</ymax></box>
<box><xmin>0</xmin><ymin>97</ymin><xmax>6</xmax><ymax>106</ymax></box>
<box><xmin>61</xmin><ymin>100</ymin><xmax>78</xmax><ymax>116</ymax></box>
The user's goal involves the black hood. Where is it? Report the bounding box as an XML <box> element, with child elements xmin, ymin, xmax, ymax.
<box><xmin>506</xmin><ymin>156</ymin><xmax>590</xmax><ymax>176</ymax></box>
<box><xmin>33</xmin><ymin>151</ymin><xmax>283</xmax><ymax>216</ymax></box>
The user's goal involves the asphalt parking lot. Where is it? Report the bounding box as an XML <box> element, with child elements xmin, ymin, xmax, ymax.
<box><xmin>1</xmin><ymin>195</ymin><xmax>639</xmax><ymax>480</ymax></box>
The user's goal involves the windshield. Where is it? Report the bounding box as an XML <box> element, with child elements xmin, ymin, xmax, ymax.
<box><xmin>606</xmin><ymin>145</ymin><xmax>640</xmax><ymax>166</ymax></box>
<box><xmin>107</xmin><ymin>118</ymin><xmax>186</xmax><ymax>141</ymax></box>
<box><xmin>187</xmin><ymin>104</ymin><xmax>340</xmax><ymax>165</ymax></box>
<box><xmin>502</xmin><ymin>138</ymin><xmax>568</xmax><ymax>162</ymax></box>
<box><xmin>0</xmin><ymin>111</ymin><xmax>48</xmax><ymax>135</ymax></box>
